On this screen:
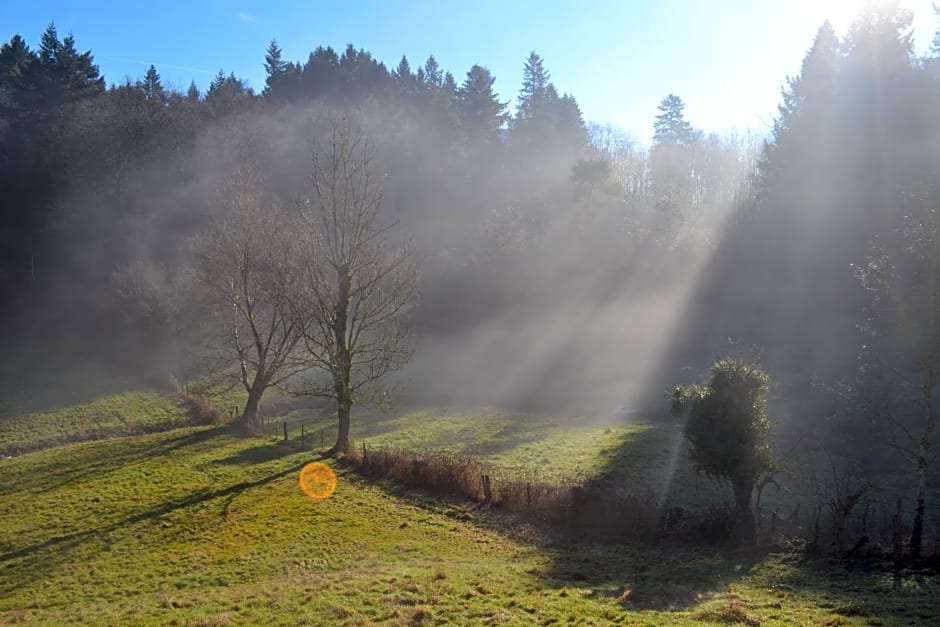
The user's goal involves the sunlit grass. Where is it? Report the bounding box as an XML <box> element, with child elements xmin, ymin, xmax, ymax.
<box><xmin>0</xmin><ymin>392</ymin><xmax>192</xmax><ymax>456</ymax></box>
<box><xmin>1</xmin><ymin>422</ymin><xmax>935</xmax><ymax>625</ymax></box>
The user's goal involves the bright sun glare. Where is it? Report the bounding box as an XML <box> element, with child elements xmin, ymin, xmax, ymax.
<box><xmin>789</xmin><ymin>0</ymin><xmax>923</xmax><ymax>35</ymax></box>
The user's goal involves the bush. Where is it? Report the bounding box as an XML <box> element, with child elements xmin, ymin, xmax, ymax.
<box><xmin>671</xmin><ymin>359</ymin><xmax>774</xmax><ymax>546</ymax></box>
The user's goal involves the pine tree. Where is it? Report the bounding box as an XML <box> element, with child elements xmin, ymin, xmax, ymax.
<box><xmin>263</xmin><ymin>39</ymin><xmax>291</xmax><ymax>102</ymax></box>
<box><xmin>516</xmin><ymin>51</ymin><xmax>550</xmax><ymax>122</ymax></box>
<box><xmin>0</xmin><ymin>34</ymin><xmax>33</xmax><ymax>116</ymax></box>
<box><xmin>393</xmin><ymin>55</ymin><xmax>418</xmax><ymax>99</ymax></box>
<box><xmin>0</xmin><ymin>35</ymin><xmax>32</xmax><ymax>85</ymax></box>
<box><xmin>140</xmin><ymin>65</ymin><xmax>166</xmax><ymax>105</ymax></box>
<box><xmin>509</xmin><ymin>52</ymin><xmax>585</xmax><ymax>153</ymax></box>
<box><xmin>652</xmin><ymin>94</ymin><xmax>698</xmax><ymax>147</ymax></box>
<box><xmin>423</xmin><ymin>55</ymin><xmax>443</xmax><ymax>88</ymax></box>
<box><xmin>456</xmin><ymin>65</ymin><xmax>507</xmax><ymax>145</ymax></box>
<box><xmin>206</xmin><ymin>70</ymin><xmax>254</xmax><ymax>117</ymax></box>
<box><xmin>301</xmin><ymin>46</ymin><xmax>339</xmax><ymax>100</ymax></box>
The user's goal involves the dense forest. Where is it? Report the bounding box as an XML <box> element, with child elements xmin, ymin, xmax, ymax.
<box><xmin>0</xmin><ymin>21</ymin><xmax>759</xmax><ymax>411</ymax></box>
<box><xmin>2</xmin><ymin>5</ymin><xmax>940</xmax><ymax>529</ymax></box>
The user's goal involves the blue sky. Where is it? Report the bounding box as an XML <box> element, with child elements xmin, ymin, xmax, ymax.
<box><xmin>2</xmin><ymin>1</ymin><xmax>938</xmax><ymax>143</ymax></box>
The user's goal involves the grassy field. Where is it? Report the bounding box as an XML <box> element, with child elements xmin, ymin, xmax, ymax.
<box><xmin>275</xmin><ymin>404</ymin><xmax>940</xmax><ymax>533</ymax></box>
<box><xmin>1</xmin><ymin>420</ymin><xmax>937</xmax><ymax>625</ymax></box>
<box><xmin>0</xmin><ymin>392</ymin><xmax>195</xmax><ymax>456</ymax></box>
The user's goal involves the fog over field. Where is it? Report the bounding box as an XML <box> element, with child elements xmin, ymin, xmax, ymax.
<box><xmin>2</xmin><ymin>2</ymin><xmax>940</xmax><ymax>623</ymax></box>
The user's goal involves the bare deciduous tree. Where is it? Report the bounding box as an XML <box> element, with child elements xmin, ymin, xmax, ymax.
<box><xmin>194</xmin><ymin>167</ymin><xmax>306</xmax><ymax>431</ymax></box>
<box><xmin>292</xmin><ymin>116</ymin><xmax>417</xmax><ymax>455</ymax></box>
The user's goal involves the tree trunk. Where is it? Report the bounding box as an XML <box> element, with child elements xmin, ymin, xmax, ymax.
<box><xmin>241</xmin><ymin>382</ymin><xmax>265</xmax><ymax>432</ymax></box>
<box><xmin>330</xmin><ymin>398</ymin><xmax>351</xmax><ymax>455</ymax></box>
<box><xmin>910</xmin><ymin>452</ymin><xmax>927</xmax><ymax>562</ymax></box>
<box><xmin>328</xmin><ymin>264</ymin><xmax>352</xmax><ymax>457</ymax></box>
<box><xmin>732</xmin><ymin>476</ymin><xmax>757</xmax><ymax>547</ymax></box>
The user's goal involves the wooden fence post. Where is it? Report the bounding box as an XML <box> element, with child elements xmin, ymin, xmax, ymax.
<box><xmin>283</xmin><ymin>422</ymin><xmax>288</xmax><ymax>442</ymax></box>
<box><xmin>301</xmin><ymin>424</ymin><xmax>305</xmax><ymax>448</ymax></box>
<box><xmin>481</xmin><ymin>474</ymin><xmax>492</xmax><ymax>504</ymax></box>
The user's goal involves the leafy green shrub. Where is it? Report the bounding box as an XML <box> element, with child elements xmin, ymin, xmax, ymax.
<box><xmin>670</xmin><ymin>359</ymin><xmax>774</xmax><ymax>546</ymax></box>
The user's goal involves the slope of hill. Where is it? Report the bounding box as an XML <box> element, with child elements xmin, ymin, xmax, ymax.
<box><xmin>0</xmin><ymin>392</ymin><xmax>198</xmax><ymax>456</ymax></box>
<box><xmin>1</xmin><ymin>395</ymin><xmax>936</xmax><ymax>625</ymax></box>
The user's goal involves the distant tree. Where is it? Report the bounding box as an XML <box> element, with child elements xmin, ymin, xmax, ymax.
<box><xmin>671</xmin><ymin>359</ymin><xmax>775</xmax><ymax>546</ymax></box>
<box><xmin>762</xmin><ymin>21</ymin><xmax>840</xmax><ymax>183</ymax></box>
<box><xmin>510</xmin><ymin>52</ymin><xmax>587</xmax><ymax>154</ymax></box>
<box><xmin>422</xmin><ymin>55</ymin><xmax>443</xmax><ymax>88</ymax></box>
<box><xmin>652</xmin><ymin>94</ymin><xmax>698</xmax><ymax>147</ymax></box>
<box><xmin>336</xmin><ymin>44</ymin><xmax>390</xmax><ymax>102</ymax></box>
<box><xmin>263</xmin><ymin>39</ymin><xmax>287</xmax><ymax>101</ymax></box>
<box><xmin>392</xmin><ymin>55</ymin><xmax>418</xmax><ymax>100</ymax></box>
<box><xmin>301</xmin><ymin>46</ymin><xmax>340</xmax><ymax>100</ymax></box>
<box><xmin>292</xmin><ymin>116</ymin><xmax>417</xmax><ymax>454</ymax></box>
<box><xmin>0</xmin><ymin>34</ymin><xmax>32</xmax><ymax>106</ymax></box>
<box><xmin>570</xmin><ymin>157</ymin><xmax>611</xmax><ymax>211</ymax></box>
<box><xmin>649</xmin><ymin>94</ymin><xmax>699</xmax><ymax>229</ymax></box>
<box><xmin>456</xmin><ymin>65</ymin><xmax>507</xmax><ymax>146</ymax></box>
<box><xmin>206</xmin><ymin>69</ymin><xmax>254</xmax><ymax>117</ymax></box>
<box><xmin>193</xmin><ymin>166</ymin><xmax>306</xmax><ymax>431</ymax></box>
<box><xmin>140</xmin><ymin>65</ymin><xmax>166</xmax><ymax>105</ymax></box>
<box><xmin>515</xmin><ymin>51</ymin><xmax>551</xmax><ymax>122</ymax></box>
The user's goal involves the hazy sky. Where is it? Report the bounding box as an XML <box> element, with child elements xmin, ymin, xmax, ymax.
<box><xmin>3</xmin><ymin>1</ymin><xmax>937</xmax><ymax>142</ymax></box>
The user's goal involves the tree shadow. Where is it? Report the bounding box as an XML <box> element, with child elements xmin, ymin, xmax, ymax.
<box><xmin>769</xmin><ymin>554</ymin><xmax>940</xmax><ymax>625</ymax></box>
<box><xmin>212</xmin><ymin>440</ymin><xmax>302</xmax><ymax>465</ymax></box>
<box><xmin>537</xmin><ymin>544</ymin><xmax>758</xmax><ymax>611</ymax></box>
<box><xmin>24</xmin><ymin>426</ymin><xmax>234</xmax><ymax>495</ymax></box>
<box><xmin>0</xmin><ymin>460</ymin><xmax>307</xmax><ymax>596</ymax></box>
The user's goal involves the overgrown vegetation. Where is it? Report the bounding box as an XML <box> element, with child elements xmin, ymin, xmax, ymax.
<box><xmin>671</xmin><ymin>360</ymin><xmax>776</xmax><ymax>546</ymax></box>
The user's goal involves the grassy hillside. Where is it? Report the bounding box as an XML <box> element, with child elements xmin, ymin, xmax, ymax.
<box><xmin>276</xmin><ymin>405</ymin><xmax>940</xmax><ymax>533</ymax></box>
<box><xmin>1</xmin><ymin>395</ymin><xmax>937</xmax><ymax>624</ymax></box>
<box><xmin>0</xmin><ymin>392</ymin><xmax>196</xmax><ymax>456</ymax></box>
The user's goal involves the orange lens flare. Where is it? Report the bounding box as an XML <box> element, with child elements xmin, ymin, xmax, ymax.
<box><xmin>298</xmin><ymin>462</ymin><xmax>337</xmax><ymax>500</ymax></box>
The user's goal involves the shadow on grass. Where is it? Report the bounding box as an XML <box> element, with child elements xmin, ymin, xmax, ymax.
<box><xmin>213</xmin><ymin>440</ymin><xmax>304</xmax><ymax>465</ymax></box>
<box><xmin>769</xmin><ymin>554</ymin><xmax>940</xmax><ymax>625</ymax></box>
<box><xmin>23</xmin><ymin>426</ymin><xmax>235</xmax><ymax>495</ymax></box>
<box><xmin>0</xmin><ymin>459</ymin><xmax>308</xmax><ymax>596</ymax></box>
<box><xmin>541</xmin><ymin>545</ymin><xmax>758</xmax><ymax>610</ymax></box>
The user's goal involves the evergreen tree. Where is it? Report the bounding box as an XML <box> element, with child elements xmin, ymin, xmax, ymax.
<box><xmin>301</xmin><ymin>46</ymin><xmax>339</xmax><ymax>100</ymax></box>
<box><xmin>186</xmin><ymin>80</ymin><xmax>200</xmax><ymax>101</ymax></box>
<box><xmin>336</xmin><ymin>44</ymin><xmax>389</xmax><ymax>102</ymax></box>
<box><xmin>422</xmin><ymin>55</ymin><xmax>443</xmax><ymax>88</ymax></box>
<box><xmin>262</xmin><ymin>39</ymin><xmax>287</xmax><ymax>101</ymax></box>
<box><xmin>393</xmin><ymin>55</ymin><xmax>418</xmax><ymax>100</ymax></box>
<box><xmin>652</xmin><ymin>94</ymin><xmax>698</xmax><ymax>147</ymax></box>
<box><xmin>516</xmin><ymin>51</ymin><xmax>550</xmax><ymax>122</ymax></box>
<box><xmin>456</xmin><ymin>65</ymin><xmax>507</xmax><ymax>145</ymax></box>
<box><xmin>140</xmin><ymin>65</ymin><xmax>166</xmax><ymax>105</ymax></box>
<box><xmin>761</xmin><ymin>22</ymin><xmax>840</xmax><ymax>185</ymax></box>
<box><xmin>0</xmin><ymin>34</ymin><xmax>33</xmax><ymax>118</ymax></box>
<box><xmin>206</xmin><ymin>70</ymin><xmax>254</xmax><ymax>117</ymax></box>
<box><xmin>0</xmin><ymin>34</ymin><xmax>32</xmax><ymax>86</ymax></box>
